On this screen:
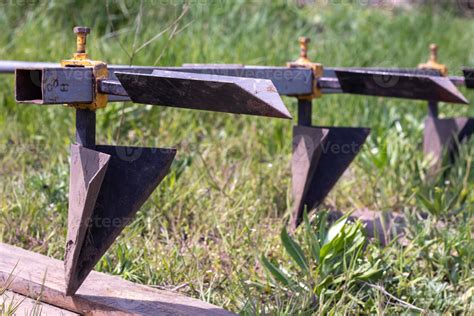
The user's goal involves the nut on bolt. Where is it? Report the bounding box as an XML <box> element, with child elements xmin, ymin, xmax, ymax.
<box><xmin>299</xmin><ymin>37</ymin><xmax>310</xmax><ymax>59</ymax></box>
<box><xmin>74</xmin><ymin>26</ymin><xmax>90</xmax><ymax>54</ymax></box>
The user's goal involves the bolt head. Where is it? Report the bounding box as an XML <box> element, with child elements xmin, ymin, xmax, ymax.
<box><xmin>74</xmin><ymin>26</ymin><xmax>90</xmax><ymax>34</ymax></box>
<box><xmin>299</xmin><ymin>37</ymin><xmax>310</xmax><ymax>44</ymax></box>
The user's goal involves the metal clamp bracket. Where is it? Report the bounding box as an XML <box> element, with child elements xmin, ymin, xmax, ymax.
<box><xmin>61</xmin><ymin>26</ymin><xmax>108</xmax><ymax>110</ymax></box>
<box><xmin>287</xmin><ymin>37</ymin><xmax>323</xmax><ymax>100</ymax></box>
<box><xmin>418</xmin><ymin>43</ymin><xmax>448</xmax><ymax>76</ymax></box>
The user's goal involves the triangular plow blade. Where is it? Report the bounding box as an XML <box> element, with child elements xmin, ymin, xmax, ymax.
<box><xmin>65</xmin><ymin>145</ymin><xmax>176</xmax><ymax>295</ymax></box>
<box><xmin>463</xmin><ymin>68</ymin><xmax>474</xmax><ymax>89</ymax></box>
<box><xmin>338</xmin><ymin>67</ymin><xmax>442</xmax><ymax>77</ymax></box>
<box><xmin>65</xmin><ymin>144</ymin><xmax>110</xmax><ymax>290</ymax></box>
<box><xmin>334</xmin><ymin>69</ymin><xmax>469</xmax><ymax>104</ymax></box>
<box><xmin>290</xmin><ymin>126</ymin><xmax>370</xmax><ymax>229</ymax></box>
<box><xmin>424</xmin><ymin>116</ymin><xmax>474</xmax><ymax>175</ymax></box>
<box><xmin>291</xmin><ymin>126</ymin><xmax>329</xmax><ymax>229</ymax></box>
<box><xmin>115</xmin><ymin>70</ymin><xmax>292</xmax><ymax>119</ymax></box>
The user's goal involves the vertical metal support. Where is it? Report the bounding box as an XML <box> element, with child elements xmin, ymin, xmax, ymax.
<box><xmin>427</xmin><ymin>101</ymin><xmax>438</xmax><ymax>118</ymax></box>
<box><xmin>75</xmin><ymin>109</ymin><xmax>96</xmax><ymax>149</ymax></box>
<box><xmin>297</xmin><ymin>99</ymin><xmax>312</xmax><ymax>126</ymax></box>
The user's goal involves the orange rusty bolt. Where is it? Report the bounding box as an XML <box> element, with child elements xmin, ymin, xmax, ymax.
<box><xmin>73</xmin><ymin>26</ymin><xmax>90</xmax><ymax>54</ymax></box>
<box><xmin>299</xmin><ymin>37</ymin><xmax>310</xmax><ymax>59</ymax></box>
<box><xmin>429</xmin><ymin>43</ymin><xmax>438</xmax><ymax>62</ymax></box>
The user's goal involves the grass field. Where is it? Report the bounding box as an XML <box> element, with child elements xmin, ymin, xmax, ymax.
<box><xmin>0</xmin><ymin>1</ymin><xmax>473</xmax><ymax>314</ymax></box>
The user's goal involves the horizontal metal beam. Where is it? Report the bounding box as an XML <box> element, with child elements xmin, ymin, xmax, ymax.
<box><xmin>325</xmin><ymin>67</ymin><xmax>469</xmax><ymax>88</ymax></box>
<box><xmin>0</xmin><ymin>60</ymin><xmax>59</xmax><ymax>73</ymax></box>
<box><xmin>98</xmin><ymin>79</ymin><xmax>128</xmax><ymax>97</ymax></box>
<box><xmin>15</xmin><ymin>67</ymin><xmax>292</xmax><ymax>119</ymax></box>
<box><xmin>108</xmin><ymin>66</ymin><xmax>314</xmax><ymax>96</ymax></box>
<box><xmin>464</xmin><ymin>68</ymin><xmax>474</xmax><ymax>88</ymax></box>
<box><xmin>14</xmin><ymin>64</ymin><xmax>471</xmax><ymax>106</ymax></box>
<box><xmin>16</xmin><ymin>68</ymin><xmax>93</xmax><ymax>104</ymax></box>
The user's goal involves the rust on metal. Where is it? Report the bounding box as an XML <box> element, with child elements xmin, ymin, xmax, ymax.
<box><xmin>418</xmin><ymin>43</ymin><xmax>448</xmax><ymax>76</ymax></box>
<box><xmin>287</xmin><ymin>37</ymin><xmax>323</xmax><ymax>100</ymax></box>
<box><xmin>61</xmin><ymin>27</ymin><xmax>109</xmax><ymax>110</ymax></box>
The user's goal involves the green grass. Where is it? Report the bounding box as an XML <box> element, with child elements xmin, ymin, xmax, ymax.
<box><xmin>0</xmin><ymin>0</ymin><xmax>473</xmax><ymax>314</ymax></box>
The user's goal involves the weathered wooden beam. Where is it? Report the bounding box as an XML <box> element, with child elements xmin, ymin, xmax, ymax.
<box><xmin>0</xmin><ymin>243</ymin><xmax>235</xmax><ymax>315</ymax></box>
<box><xmin>1</xmin><ymin>290</ymin><xmax>79</xmax><ymax>315</ymax></box>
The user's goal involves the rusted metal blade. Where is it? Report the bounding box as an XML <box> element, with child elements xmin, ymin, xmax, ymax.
<box><xmin>463</xmin><ymin>68</ymin><xmax>474</xmax><ymax>89</ymax></box>
<box><xmin>115</xmin><ymin>70</ymin><xmax>292</xmax><ymax>119</ymax></box>
<box><xmin>334</xmin><ymin>69</ymin><xmax>469</xmax><ymax>104</ymax></box>
<box><xmin>337</xmin><ymin>67</ymin><xmax>442</xmax><ymax>77</ymax></box>
<box><xmin>65</xmin><ymin>145</ymin><xmax>176</xmax><ymax>295</ymax></box>
<box><xmin>291</xmin><ymin>126</ymin><xmax>370</xmax><ymax>229</ymax></box>
<box><xmin>291</xmin><ymin>126</ymin><xmax>328</xmax><ymax>229</ymax></box>
<box><xmin>65</xmin><ymin>144</ymin><xmax>110</xmax><ymax>292</ymax></box>
<box><xmin>424</xmin><ymin>116</ymin><xmax>474</xmax><ymax>175</ymax></box>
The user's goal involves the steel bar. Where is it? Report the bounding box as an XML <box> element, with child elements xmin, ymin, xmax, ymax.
<box><xmin>317</xmin><ymin>77</ymin><xmax>341</xmax><ymax>90</ymax></box>
<box><xmin>0</xmin><ymin>60</ymin><xmax>59</xmax><ymax>73</ymax></box>
<box><xmin>463</xmin><ymin>68</ymin><xmax>474</xmax><ymax>88</ymax></box>
<box><xmin>334</xmin><ymin>69</ymin><xmax>469</xmax><ymax>104</ymax></box>
<box><xmin>75</xmin><ymin>109</ymin><xmax>96</xmax><ymax>148</ymax></box>
<box><xmin>98</xmin><ymin>79</ymin><xmax>128</xmax><ymax>97</ymax></box>
<box><xmin>109</xmin><ymin>66</ymin><xmax>314</xmax><ymax>96</ymax></box>
<box><xmin>115</xmin><ymin>70</ymin><xmax>292</xmax><ymax>119</ymax></box>
<box><xmin>13</xmin><ymin>66</ymin><xmax>470</xmax><ymax>105</ymax></box>
<box><xmin>5</xmin><ymin>60</ymin><xmax>471</xmax><ymax>90</ymax></box>
<box><xmin>5</xmin><ymin>61</ymin><xmax>314</xmax><ymax>96</ymax></box>
<box><xmin>297</xmin><ymin>99</ymin><xmax>312</xmax><ymax>126</ymax></box>
<box><xmin>427</xmin><ymin>101</ymin><xmax>439</xmax><ymax>118</ymax></box>
<box><xmin>450</xmin><ymin>76</ymin><xmax>466</xmax><ymax>87</ymax></box>
<box><xmin>16</xmin><ymin>68</ymin><xmax>93</xmax><ymax>104</ymax></box>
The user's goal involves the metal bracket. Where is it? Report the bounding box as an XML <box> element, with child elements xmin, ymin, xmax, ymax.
<box><xmin>287</xmin><ymin>37</ymin><xmax>323</xmax><ymax>100</ymax></box>
<box><xmin>61</xmin><ymin>26</ymin><xmax>108</xmax><ymax>110</ymax></box>
<box><xmin>418</xmin><ymin>43</ymin><xmax>448</xmax><ymax>76</ymax></box>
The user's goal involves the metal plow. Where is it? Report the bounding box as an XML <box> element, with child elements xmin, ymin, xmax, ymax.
<box><xmin>65</xmin><ymin>143</ymin><xmax>176</xmax><ymax>295</ymax></box>
<box><xmin>10</xmin><ymin>27</ymin><xmax>291</xmax><ymax>295</ymax></box>
<box><xmin>8</xmin><ymin>37</ymin><xmax>470</xmax><ymax>231</ymax></box>
<box><xmin>290</xmin><ymin>125</ymin><xmax>370</xmax><ymax>229</ymax></box>
<box><xmin>92</xmin><ymin>41</ymin><xmax>471</xmax><ymax>227</ymax></box>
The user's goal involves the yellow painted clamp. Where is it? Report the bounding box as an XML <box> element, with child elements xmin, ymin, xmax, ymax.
<box><xmin>61</xmin><ymin>26</ymin><xmax>108</xmax><ymax>110</ymax></box>
<box><xmin>287</xmin><ymin>37</ymin><xmax>323</xmax><ymax>100</ymax></box>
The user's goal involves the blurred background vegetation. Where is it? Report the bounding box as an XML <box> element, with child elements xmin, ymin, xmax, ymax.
<box><xmin>0</xmin><ymin>0</ymin><xmax>473</xmax><ymax>314</ymax></box>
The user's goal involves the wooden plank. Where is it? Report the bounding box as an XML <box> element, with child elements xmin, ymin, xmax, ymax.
<box><xmin>1</xmin><ymin>290</ymin><xmax>79</xmax><ymax>315</ymax></box>
<box><xmin>0</xmin><ymin>243</ymin><xmax>235</xmax><ymax>315</ymax></box>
